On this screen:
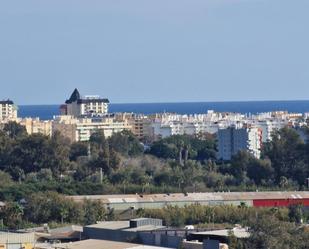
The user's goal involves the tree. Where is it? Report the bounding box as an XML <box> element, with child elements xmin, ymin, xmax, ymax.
<box><xmin>70</xmin><ymin>142</ymin><xmax>88</xmax><ymax>161</ymax></box>
<box><xmin>230</xmin><ymin>151</ymin><xmax>252</xmax><ymax>185</ymax></box>
<box><xmin>148</xmin><ymin>134</ymin><xmax>216</xmax><ymax>161</ymax></box>
<box><xmin>149</xmin><ymin>141</ymin><xmax>178</xmax><ymax>159</ymax></box>
<box><xmin>10</xmin><ymin>134</ymin><xmax>51</xmax><ymax>175</ymax></box>
<box><xmin>3</xmin><ymin>121</ymin><xmax>27</xmax><ymax>139</ymax></box>
<box><xmin>48</xmin><ymin>131</ymin><xmax>71</xmax><ymax>175</ymax></box>
<box><xmin>0</xmin><ymin>202</ymin><xmax>24</xmax><ymax>229</ymax></box>
<box><xmin>0</xmin><ymin>170</ymin><xmax>13</xmax><ymax>187</ymax></box>
<box><xmin>247</xmin><ymin>215</ymin><xmax>302</xmax><ymax>249</ymax></box>
<box><xmin>0</xmin><ymin>131</ymin><xmax>13</xmax><ymax>171</ymax></box>
<box><xmin>288</xmin><ymin>204</ymin><xmax>303</xmax><ymax>224</ymax></box>
<box><xmin>263</xmin><ymin>127</ymin><xmax>306</xmax><ymax>185</ymax></box>
<box><xmin>83</xmin><ymin>199</ymin><xmax>106</xmax><ymax>225</ymax></box>
<box><xmin>247</xmin><ymin>158</ymin><xmax>274</xmax><ymax>185</ymax></box>
<box><xmin>90</xmin><ymin>131</ymin><xmax>108</xmax><ymax>156</ymax></box>
<box><xmin>89</xmin><ymin>131</ymin><xmax>112</xmax><ymax>174</ymax></box>
<box><xmin>108</xmin><ymin>130</ymin><xmax>143</xmax><ymax>156</ymax></box>
<box><xmin>24</xmin><ymin>192</ymin><xmax>83</xmax><ymax>224</ymax></box>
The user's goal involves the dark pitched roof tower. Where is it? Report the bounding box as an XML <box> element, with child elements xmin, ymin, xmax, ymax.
<box><xmin>65</xmin><ymin>88</ymin><xmax>81</xmax><ymax>104</ymax></box>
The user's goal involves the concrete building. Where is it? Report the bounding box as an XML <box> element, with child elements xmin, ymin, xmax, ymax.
<box><xmin>217</xmin><ymin>125</ymin><xmax>262</xmax><ymax>160</ymax></box>
<box><xmin>152</xmin><ymin>122</ymin><xmax>184</xmax><ymax>138</ymax></box>
<box><xmin>0</xmin><ymin>100</ymin><xmax>17</xmax><ymax>121</ymax></box>
<box><xmin>63</xmin><ymin>89</ymin><xmax>109</xmax><ymax>117</ymax></box>
<box><xmin>253</xmin><ymin>120</ymin><xmax>285</xmax><ymax>143</ymax></box>
<box><xmin>113</xmin><ymin>113</ymin><xmax>154</xmax><ymax>140</ymax></box>
<box><xmin>52</xmin><ymin>115</ymin><xmax>132</xmax><ymax>142</ymax></box>
<box><xmin>19</xmin><ymin>118</ymin><xmax>52</xmax><ymax>136</ymax></box>
<box><xmin>127</xmin><ymin>115</ymin><xmax>154</xmax><ymax>140</ymax></box>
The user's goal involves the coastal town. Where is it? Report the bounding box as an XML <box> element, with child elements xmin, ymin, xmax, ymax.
<box><xmin>2</xmin><ymin>89</ymin><xmax>309</xmax><ymax>161</ymax></box>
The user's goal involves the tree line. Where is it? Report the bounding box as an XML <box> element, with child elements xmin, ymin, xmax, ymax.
<box><xmin>1</xmin><ymin>122</ymin><xmax>309</xmax><ymax>201</ymax></box>
<box><xmin>0</xmin><ymin>191</ymin><xmax>111</xmax><ymax>229</ymax></box>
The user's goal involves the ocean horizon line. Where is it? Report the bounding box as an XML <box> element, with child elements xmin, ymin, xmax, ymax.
<box><xmin>17</xmin><ymin>99</ymin><xmax>309</xmax><ymax>106</ymax></box>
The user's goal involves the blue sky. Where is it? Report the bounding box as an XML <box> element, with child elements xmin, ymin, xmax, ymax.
<box><xmin>0</xmin><ymin>0</ymin><xmax>308</xmax><ymax>104</ymax></box>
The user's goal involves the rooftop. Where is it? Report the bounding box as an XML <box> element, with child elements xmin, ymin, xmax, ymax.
<box><xmin>65</xmin><ymin>89</ymin><xmax>109</xmax><ymax>104</ymax></box>
<box><xmin>192</xmin><ymin>228</ymin><xmax>250</xmax><ymax>239</ymax></box>
<box><xmin>0</xmin><ymin>100</ymin><xmax>14</xmax><ymax>105</ymax></box>
<box><xmin>86</xmin><ymin>220</ymin><xmax>165</xmax><ymax>232</ymax></box>
<box><xmin>68</xmin><ymin>191</ymin><xmax>309</xmax><ymax>204</ymax></box>
<box><xmin>0</xmin><ymin>231</ymin><xmax>35</xmax><ymax>244</ymax></box>
<box><xmin>39</xmin><ymin>239</ymin><xmax>171</xmax><ymax>249</ymax></box>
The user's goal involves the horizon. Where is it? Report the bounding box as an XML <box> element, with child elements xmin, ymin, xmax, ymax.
<box><xmin>15</xmin><ymin>98</ymin><xmax>309</xmax><ymax>106</ymax></box>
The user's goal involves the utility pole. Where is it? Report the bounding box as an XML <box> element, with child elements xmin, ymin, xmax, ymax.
<box><xmin>87</xmin><ymin>143</ymin><xmax>91</xmax><ymax>158</ymax></box>
<box><xmin>100</xmin><ymin>167</ymin><xmax>103</xmax><ymax>184</ymax></box>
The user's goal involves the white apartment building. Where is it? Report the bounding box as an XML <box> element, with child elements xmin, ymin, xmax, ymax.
<box><xmin>253</xmin><ymin>120</ymin><xmax>286</xmax><ymax>142</ymax></box>
<box><xmin>217</xmin><ymin>125</ymin><xmax>262</xmax><ymax>160</ymax></box>
<box><xmin>0</xmin><ymin>100</ymin><xmax>17</xmax><ymax>121</ymax></box>
<box><xmin>63</xmin><ymin>89</ymin><xmax>109</xmax><ymax>117</ymax></box>
<box><xmin>183</xmin><ymin>122</ymin><xmax>220</xmax><ymax>135</ymax></box>
<box><xmin>52</xmin><ymin>115</ymin><xmax>132</xmax><ymax>142</ymax></box>
<box><xmin>152</xmin><ymin>122</ymin><xmax>184</xmax><ymax>138</ymax></box>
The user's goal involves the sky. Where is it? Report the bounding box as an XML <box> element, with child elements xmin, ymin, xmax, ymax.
<box><xmin>0</xmin><ymin>0</ymin><xmax>309</xmax><ymax>105</ymax></box>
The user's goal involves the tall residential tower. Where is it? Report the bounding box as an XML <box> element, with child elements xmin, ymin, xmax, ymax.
<box><xmin>217</xmin><ymin>125</ymin><xmax>262</xmax><ymax>160</ymax></box>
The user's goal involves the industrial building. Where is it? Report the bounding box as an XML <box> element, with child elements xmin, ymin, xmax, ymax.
<box><xmin>0</xmin><ymin>231</ymin><xmax>35</xmax><ymax>249</ymax></box>
<box><xmin>69</xmin><ymin>191</ymin><xmax>309</xmax><ymax>210</ymax></box>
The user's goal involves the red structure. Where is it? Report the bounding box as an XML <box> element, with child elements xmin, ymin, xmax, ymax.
<box><xmin>253</xmin><ymin>198</ymin><xmax>309</xmax><ymax>207</ymax></box>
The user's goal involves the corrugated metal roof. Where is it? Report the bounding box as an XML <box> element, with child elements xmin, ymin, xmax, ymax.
<box><xmin>0</xmin><ymin>232</ymin><xmax>35</xmax><ymax>243</ymax></box>
<box><xmin>192</xmin><ymin>228</ymin><xmax>250</xmax><ymax>239</ymax></box>
<box><xmin>43</xmin><ymin>239</ymin><xmax>170</xmax><ymax>249</ymax></box>
<box><xmin>68</xmin><ymin>191</ymin><xmax>309</xmax><ymax>204</ymax></box>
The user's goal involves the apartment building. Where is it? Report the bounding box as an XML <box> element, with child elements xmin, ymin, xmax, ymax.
<box><xmin>253</xmin><ymin>120</ymin><xmax>286</xmax><ymax>142</ymax></box>
<box><xmin>19</xmin><ymin>118</ymin><xmax>52</xmax><ymax>136</ymax></box>
<box><xmin>217</xmin><ymin>125</ymin><xmax>262</xmax><ymax>160</ymax></box>
<box><xmin>63</xmin><ymin>89</ymin><xmax>109</xmax><ymax>117</ymax></box>
<box><xmin>152</xmin><ymin>121</ymin><xmax>184</xmax><ymax>138</ymax></box>
<box><xmin>52</xmin><ymin>115</ymin><xmax>132</xmax><ymax>142</ymax></box>
<box><xmin>0</xmin><ymin>100</ymin><xmax>17</xmax><ymax>120</ymax></box>
<box><xmin>123</xmin><ymin>114</ymin><xmax>154</xmax><ymax>139</ymax></box>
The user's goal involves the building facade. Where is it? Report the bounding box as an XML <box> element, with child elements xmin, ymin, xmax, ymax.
<box><xmin>217</xmin><ymin>125</ymin><xmax>262</xmax><ymax>160</ymax></box>
<box><xmin>19</xmin><ymin>118</ymin><xmax>52</xmax><ymax>136</ymax></box>
<box><xmin>52</xmin><ymin>115</ymin><xmax>132</xmax><ymax>142</ymax></box>
<box><xmin>121</xmin><ymin>113</ymin><xmax>154</xmax><ymax>140</ymax></box>
<box><xmin>63</xmin><ymin>89</ymin><xmax>109</xmax><ymax>117</ymax></box>
<box><xmin>0</xmin><ymin>100</ymin><xmax>17</xmax><ymax>121</ymax></box>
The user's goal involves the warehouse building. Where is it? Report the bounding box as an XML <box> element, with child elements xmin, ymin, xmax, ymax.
<box><xmin>0</xmin><ymin>231</ymin><xmax>35</xmax><ymax>249</ymax></box>
<box><xmin>69</xmin><ymin>191</ymin><xmax>309</xmax><ymax>210</ymax></box>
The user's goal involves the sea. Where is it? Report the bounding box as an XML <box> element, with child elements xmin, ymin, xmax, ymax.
<box><xmin>18</xmin><ymin>100</ymin><xmax>309</xmax><ymax>120</ymax></box>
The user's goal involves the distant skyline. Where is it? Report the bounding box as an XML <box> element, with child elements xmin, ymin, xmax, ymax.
<box><xmin>1</xmin><ymin>0</ymin><xmax>309</xmax><ymax>105</ymax></box>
